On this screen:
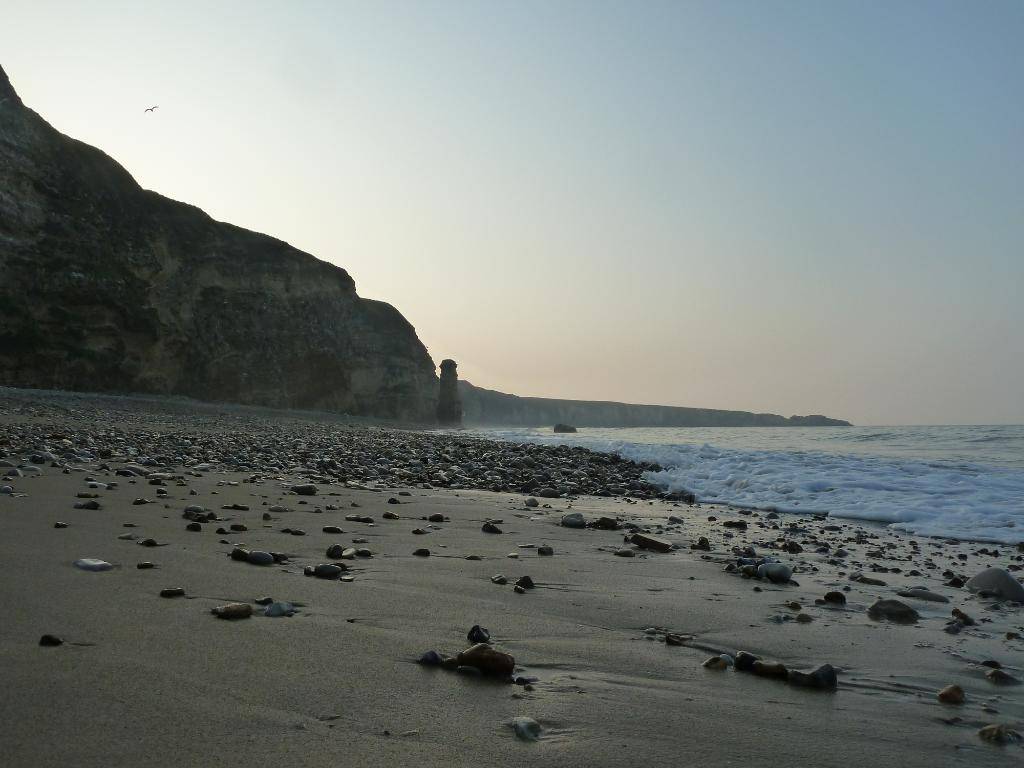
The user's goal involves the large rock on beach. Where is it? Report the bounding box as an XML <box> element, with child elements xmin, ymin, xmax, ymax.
<box><xmin>966</xmin><ymin>568</ymin><xmax>1024</xmax><ymax>602</ymax></box>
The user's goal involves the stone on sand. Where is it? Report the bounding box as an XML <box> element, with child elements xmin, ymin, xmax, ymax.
<box><xmin>978</xmin><ymin>724</ymin><xmax>1021</xmax><ymax>744</ymax></box>
<box><xmin>937</xmin><ymin>685</ymin><xmax>964</xmax><ymax>704</ymax></box>
<box><xmin>966</xmin><ymin>567</ymin><xmax>1024</xmax><ymax>602</ymax></box>
<box><xmin>211</xmin><ymin>603</ymin><xmax>252</xmax><ymax>619</ymax></box>
<box><xmin>511</xmin><ymin>717</ymin><xmax>542</xmax><ymax>741</ymax></box>
<box><xmin>867</xmin><ymin>599</ymin><xmax>919</xmax><ymax>623</ymax></box>
<box><xmin>896</xmin><ymin>587</ymin><xmax>949</xmax><ymax>603</ymax></box>
<box><xmin>456</xmin><ymin>643</ymin><xmax>514</xmax><ymax>677</ymax></box>
<box><xmin>630</xmin><ymin>533</ymin><xmax>672</xmax><ymax>553</ymax></box>
<box><xmin>74</xmin><ymin>558</ymin><xmax>113</xmax><ymax>572</ymax></box>
<box><xmin>757</xmin><ymin>562</ymin><xmax>793</xmax><ymax>584</ymax></box>
<box><xmin>788</xmin><ymin>664</ymin><xmax>837</xmax><ymax>690</ymax></box>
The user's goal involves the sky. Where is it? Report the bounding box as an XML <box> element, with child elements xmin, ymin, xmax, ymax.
<box><xmin>2</xmin><ymin>0</ymin><xmax>1022</xmax><ymax>425</ymax></box>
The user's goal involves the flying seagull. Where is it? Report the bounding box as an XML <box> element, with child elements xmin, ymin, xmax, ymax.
<box><xmin>144</xmin><ymin>105</ymin><xmax>158</xmax><ymax>112</ymax></box>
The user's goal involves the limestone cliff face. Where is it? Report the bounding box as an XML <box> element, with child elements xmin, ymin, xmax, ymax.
<box><xmin>0</xmin><ymin>66</ymin><xmax>438</xmax><ymax>419</ymax></box>
<box><xmin>458</xmin><ymin>382</ymin><xmax>851</xmax><ymax>427</ymax></box>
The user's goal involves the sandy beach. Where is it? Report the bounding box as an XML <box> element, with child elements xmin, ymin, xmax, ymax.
<box><xmin>1</xmin><ymin>389</ymin><xmax>1021</xmax><ymax>766</ymax></box>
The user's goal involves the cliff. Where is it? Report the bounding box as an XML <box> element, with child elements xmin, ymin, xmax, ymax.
<box><xmin>0</xmin><ymin>65</ymin><xmax>438</xmax><ymax>420</ymax></box>
<box><xmin>459</xmin><ymin>382</ymin><xmax>851</xmax><ymax>427</ymax></box>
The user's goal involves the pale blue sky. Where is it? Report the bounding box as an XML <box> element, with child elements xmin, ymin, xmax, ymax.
<box><xmin>2</xmin><ymin>1</ymin><xmax>1022</xmax><ymax>424</ymax></box>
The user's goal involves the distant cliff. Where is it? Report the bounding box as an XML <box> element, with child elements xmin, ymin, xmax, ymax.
<box><xmin>459</xmin><ymin>382</ymin><xmax>851</xmax><ymax>427</ymax></box>
<box><xmin>0</xmin><ymin>65</ymin><xmax>437</xmax><ymax>420</ymax></box>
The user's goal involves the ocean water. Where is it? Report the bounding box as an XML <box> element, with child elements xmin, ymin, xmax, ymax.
<box><xmin>475</xmin><ymin>425</ymin><xmax>1024</xmax><ymax>544</ymax></box>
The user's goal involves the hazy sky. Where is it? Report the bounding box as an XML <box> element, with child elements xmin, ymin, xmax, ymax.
<box><xmin>3</xmin><ymin>1</ymin><xmax>1022</xmax><ymax>425</ymax></box>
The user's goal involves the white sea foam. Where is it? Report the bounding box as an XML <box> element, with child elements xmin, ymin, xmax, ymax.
<box><xmin>480</xmin><ymin>428</ymin><xmax>1024</xmax><ymax>544</ymax></box>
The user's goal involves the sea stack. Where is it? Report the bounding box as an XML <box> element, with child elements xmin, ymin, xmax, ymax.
<box><xmin>437</xmin><ymin>359</ymin><xmax>463</xmax><ymax>426</ymax></box>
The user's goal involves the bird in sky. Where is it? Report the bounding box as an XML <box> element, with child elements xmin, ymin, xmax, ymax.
<box><xmin>144</xmin><ymin>105</ymin><xmax>158</xmax><ymax>112</ymax></box>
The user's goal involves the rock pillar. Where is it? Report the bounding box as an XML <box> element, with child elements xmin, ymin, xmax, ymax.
<box><xmin>436</xmin><ymin>359</ymin><xmax>463</xmax><ymax>426</ymax></box>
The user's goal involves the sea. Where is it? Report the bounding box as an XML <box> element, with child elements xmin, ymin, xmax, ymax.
<box><xmin>474</xmin><ymin>425</ymin><xmax>1024</xmax><ymax>544</ymax></box>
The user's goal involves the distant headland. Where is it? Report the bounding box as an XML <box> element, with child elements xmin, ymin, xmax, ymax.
<box><xmin>458</xmin><ymin>382</ymin><xmax>851</xmax><ymax>428</ymax></box>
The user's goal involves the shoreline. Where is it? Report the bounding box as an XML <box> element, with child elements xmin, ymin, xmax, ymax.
<box><xmin>1</xmin><ymin>388</ymin><xmax>1022</xmax><ymax>764</ymax></box>
<box><xmin>2</xmin><ymin>386</ymin><xmax>1018</xmax><ymax>547</ymax></box>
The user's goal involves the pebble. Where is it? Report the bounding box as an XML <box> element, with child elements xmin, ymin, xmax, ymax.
<box><xmin>896</xmin><ymin>587</ymin><xmax>949</xmax><ymax>603</ymax></box>
<box><xmin>751</xmin><ymin>660</ymin><xmax>789</xmax><ymax>679</ymax></box>
<box><xmin>467</xmin><ymin>625</ymin><xmax>490</xmax><ymax>644</ymax></box>
<box><xmin>614</xmin><ymin>548</ymin><xmax>635</xmax><ymax>557</ymax></box>
<box><xmin>264</xmin><ymin>601</ymin><xmax>295</xmax><ymax>617</ymax></box>
<box><xmin>53</xmin><ymin>521</ymin><xmax>68</xmax><ymax>529</ymax></box>
<box><xmin>211</xmin><ymin>603</ymin><xmax>252</xmax><ymax>620</ymax></box>
<box><xmin>702</xmin><ymin>656</ymin><xmax>729</xmax><ymax>670</ymax></box>
<box><xmin>326</xmin><ymin>544</ymin><xmax>346</xmax><ymax>559</ymax></box>
<box><xmin>491</xmin><ymin>574</ymin><xmax>508</xmax><ymax>585</ymax></box>
<box><xmin>537</xmin><ymin>545</ymin><xmax>554</xmax><ymax>556</ymax></box>
<box><xmin>322</xmin><ymin>526</ymin><xmax>343</xmax><ymax>534</ymax></box>
<box><xmin>417</xmin><ymin>650</ymin><xmax>445</xmax><ymax>666</ymax></box>
<box><xmin>308</xmin><ymin>563</ymin><xmax>345</xmax><ymax>580</ymax></box>
<box><xmin>951</xmin><ymin>608</ymin><xmax>975</xmax><ymax>626</ymax></box>
<box><xmin>867</xmin><ymin>598</ymin><xmax>919</xmax><ymax>624</ymax></box>
<box><xmin>137</xmin><ymin>562</ymin><xmax>155</xmax><ymax>569</ymax></box>
<box><xmin>39</xmin><ymin>634</ymin><xmax>64</xmax><ymax>646</ymax></box>
<box><xmin>986</xmin><ymin>668</ymin><xmax>1021</xmax><ymax>686</ymax></box>
<box><xmin>511</xmin><ymin>717</ymin><xmax>542</xmax><ymax>741</ymax></box>
<box><xmin>456</xmin><ymin>643</ymin><xmax>514</xmax><ymax>677</ymax></box>
<box><xmin>560</xmin><ymin>512</ymin><xmax>585</xmax><ymax>529</ymax></box>
<box><xmin>734</xmin><ymin>651</ymin><xmax>759</xmax><ymax>672</ymax></box>
<box><xmin>291</xmin><ymin>484</ymin><xmax>318</xmax><ymax>495</ymax></box>
<box><xmin>74</xmin><ymin>558</ymin><xmax>114</xmax><ymax>572</ymax></box>
<box><xmin>821</xmin><ymin>591</ymin><xmax>846</xmax><ymax>605</ymax></box>
<box><xmin>757</xmin><ymin>563</ymin><xmax>793</xmax><ymax>584</ymax></box>
<box><xmin>246</xmin><ymin>550</ymin><xmax>274</xmax><ymax>566</ymax></box>
<box><xmin>938</xmin><ymin>684</ymin><xmax>965</xmax><ymax>704</ymax></box>
<box><xmin>524</xmin><ymin>497</ymin><xmax>539</xmax><ymax>508</ymax></box>
<box><xmin>482</xmin><ymin>522</ymin><xmax>502</xmax><ymax>534</ymax></box>
<box><xmin>978</xmin><ymin>724</ymin><xmax>1021</xmax><ymax>744</ymax></box>
<box><xmin>630</xmin><ymin>533</ymin><xmax>672</xmax><ymax>553</ymax></box>
<box><xmin>788</xmin><ymin>663</ymin><xmax>837</xmax><ymax>690</ymax></box>
<box><xmin>159</xmin><ymin>587</ymin><xmax>185</xmax><ymax>598</ymax></box>
<box><xmin>345</xmin><ymin>515</ymin><xmax>373</xmax><ymax>524</ymax></box>
<box><xmin>413</xmin><ymin>548</ymin><xmax>430</xmax><ymax>557</ymax></box>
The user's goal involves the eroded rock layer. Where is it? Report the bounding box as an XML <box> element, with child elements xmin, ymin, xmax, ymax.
<box><xmin>0</xmin><ymin>65</ymin><xmax>437</xmax><ymax>420</ymax></box>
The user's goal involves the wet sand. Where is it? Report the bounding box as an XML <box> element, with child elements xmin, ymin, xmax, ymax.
<box><xmin>1</xmin><ymin>391</ymin><xmax>1021</xmax><ymax>765</ymax></box>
